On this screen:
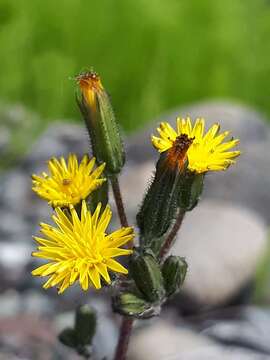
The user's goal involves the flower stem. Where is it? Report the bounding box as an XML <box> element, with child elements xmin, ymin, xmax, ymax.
<box><xmin>159</xmin><ymin>208</ymin><xmax>186</xmax><ymax>259</ymax></box>
<box><xmin>113</xmin><ymin>317</ymin><xmax>134</xmax><ymax>360</ymax></box>
<box><xmin>110</xmin><ymin>176</ymin><xmax>129</xmax><ymax>228</ymax></box>
<box><xmin>111</xmin><ymin>176</ymin><xmax>134</xmax><ymax>360</ymax></box>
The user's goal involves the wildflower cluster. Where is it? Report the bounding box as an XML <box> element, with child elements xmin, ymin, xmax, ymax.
<box><xmin>32</xmin><ymin>84</ymin><xmax>134</xmax><ymax>294</ymax></box>
<box><xmin>31</xmin><ymin>70</ymin><xmax>240</xmax><ymax>360</ymax></box>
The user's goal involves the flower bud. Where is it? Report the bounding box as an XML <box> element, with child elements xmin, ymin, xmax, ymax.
<box><xmin>129</xmin><ymin>249</ymin><xmax>165</xmax><ymax>303</ymax></box>
<box><xmin>74</xmin><ymin>304</ymin><xmax>97</xmax><ymax>347</ymax></box>
<box><xmin>76</xmin><ymin>71</ymin><xmax>125</xmax><ymax>175</ymax></box>
<box><xmin>136</xmin><ymin>154</ymin><xmax>180</xmax><ymax>252</ymax></box>
<box><xmin>58</xmin><ymin>305</ymin><xmax>96</xmax><ymax>358</ymax></box>
<box><xmin>112</xmin><ymin>292</ymin><xmax>159</xmax><ymax>319</ymax></box>
<box><xmin>58</xmin><ymin>328</ymin><xmax>77</xmax><ymax>349</ymax></box>
<box><xmin>162</xmin><ymin>256</ymin><xmax>188</xmax><ymax>297</ymax></box>
<box><xmin>177</xmin><ymin>172</ymin><xmax>204</xmax><ymax>211</ymax></box>
<box><xmin>137</xmin><ymin>134</ymin><xmax>193</xmax><ymax>253</ymax></box>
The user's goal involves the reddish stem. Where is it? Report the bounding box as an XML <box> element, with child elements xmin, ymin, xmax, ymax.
<box><xmin>111</xmin><ymin>176</ymin><xmax>134</xmax><ymax>360</ymax></box>
<box><xmin>159</xmin><ymin>209</ymin><xmax>186</xmax><ymax>259</ymax></box>
<box><xmin>113</xmin><ymin>318</ymin><xmax>134</xmax><ymax>360</ymax></box>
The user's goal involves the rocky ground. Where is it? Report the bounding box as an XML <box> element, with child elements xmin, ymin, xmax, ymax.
<box><xmin>0</xmin><ymin>101</ymin><xmax>270</xmax><ymax>359</ymax></box>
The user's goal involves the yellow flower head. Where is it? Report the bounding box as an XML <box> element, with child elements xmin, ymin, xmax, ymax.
<box><xmin>32</xmin><ymin>201</ymin><xmax>134</xmax><ymax>294</ymax></box>
<box><xmin>76</xmin><ymin>71</ymin><xmax>103</xmax><ymax>108</ymax></box>
<box><xmin>152</xmin><ymin>117</ymin><xmax>240</xmax><ymax>173</ymax></box>
<box><xmin>32</xmin><ymin>154</ymin><xmax>106</xmax><ymax>207</ymax></box>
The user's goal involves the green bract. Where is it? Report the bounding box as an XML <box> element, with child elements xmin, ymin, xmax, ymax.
<box><xmin>129</xmin><ymin>249</ymin><xmax>165</xmax><ymax>303</ymax></box>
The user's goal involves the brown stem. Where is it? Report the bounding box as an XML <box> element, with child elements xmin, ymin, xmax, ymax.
<box><xmin>110</xmin><ymin>176</ymin><xmax>129</xmax><ymax>228</ymax></box>
<box><xmin>111</xmin><ymin>176</ymin><xmax>134</xmax><ymax>360</ymax></box>
<box><xmin>113</xmin><ymin>317</ymin><xmax>134</xmax><ymax>360</ymax></box>
<box><xmin>159</xmin><ymin>208</ymin><xmax>186</xmax><ymax>259</ymax></box>
<box><xmin>113</xmin><ymin>211</ymin><xmax>185</xmax><ymax>360</ymax></box>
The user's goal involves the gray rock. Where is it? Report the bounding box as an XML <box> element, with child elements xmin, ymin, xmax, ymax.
<box><xmin>0</xmin><ymin>289</ymin><xmax>54</xmax><ymax>318</ymax></box>
<box><xmin>173</xmin><ymin>200</ymin><xmax>268</xmax><ymax>307</ymax></box>
<box><xmin>21</xmin><ymin>289</ymin><xmax>55</xmax><ymax>315</ymax></box>
<box><xmin>0</xmin><ymin>242</ymin><xmax>32</xmax><ymax>270</ymax></box>
<box><xmin>204</xmin><ymin>139</ymin><xmax>270</xmax><ymax>223</ymax></box>
<box><xmin>0</xmin><ymin>169</ymin><xmax>50</xmax><ymax>229</ymax></box>
<box><xmin>0</xmin><ymin>290</ymin><xmax>21</xmax><ymax>317</ymax></box>
<box><xmin>24</xmin><ymin>122</ymin><xmax>89</xmax><ymax>168</ymax></box>
<box><xmin>0</xmin><ymin>353</ymin><xmax>26</xmax><ymax>360</ymax></box>
<box><xmin>128</xmin><ymin>319</ymin><xmax>268</xmax><ymax>360</ymax></box>
<box><xmin>0</xmin><ymin>170</ymin><xmax>31</xmax><ymax>213</ymax></box>
<box><xmin>0</xmin><ymin>210</ymin><xmax>29</xmax><ymax>240</ymax></box>
<box><xmin>202</xmin><ymin>306</ymin><xmax>270</xmax><ymax>355</ymax></box>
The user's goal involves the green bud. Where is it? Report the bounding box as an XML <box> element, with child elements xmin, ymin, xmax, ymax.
<box><xmin>177</xmin><ymin>172</ymin><xmax>204</xmax><ymax>211</ymax></box>
<box><xmin>76</xmin><ymin>71</ymin><xmax>125</xmax><ymax>175</ymax></box>
<box><xmin>129</xmin><ymin>249</ymin><xmax>165</xmax><ymax>303</ymax></box>
<box><xmin>162</xmin><ymin>256</ymin><xmax>188</xmax><ymax>297</ymax></box>
<box><xmin>75</xmin><ymin>304</ymin><xmax>97</xmax><ymax>347</ymax></box>
<box><xmin>137</xmin><ymin>153</ymin><xmax>180</xmax><ymax>251</ymax></box>
<box><xmin>58</xmin><ymin>327</ymin><xmax>77</xmax><ymax>349</ymax></box>
<box><xmin>58</xmin><ymin>306</ymin><xmax>95</xmax><ymax>359</ymax></box>
<box><xmin>112</xmin><ymin>292</ymin><xmax>159</xmax><ymax>319</ymax></box>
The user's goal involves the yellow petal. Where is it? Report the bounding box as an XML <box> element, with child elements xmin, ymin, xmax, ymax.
<box><xmin>89</xmin><ymin>266</ymin><xmax>101</xmax><ymax>289</ymax></box>
<box><xmin>106</xmin><ymin>259</ymin><xmax>128</xmax><ymax>274</ymax></box>
<box><xmin>103</xmin><ymin>248</ymin><xmax>133</xmax><ymax>258</ymax></box>
<box><xmin>96</xmin><ymin>263</ymin><xmax>111</xmax><ymax>283</ymax></box>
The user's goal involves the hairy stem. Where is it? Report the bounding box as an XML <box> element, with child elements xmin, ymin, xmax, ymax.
<box><xmin>110</xmin><ymin>176</ymin><xmax>129</xmax><ymax>228</ymax></box>
<box><xmin>111</xmin><ymin>176</ymin><xmax>134</xmax><ymax>360</ymax></box>
<box><xmin>113</xmin><ymin>318</ymin><xmax>134</xmax><ymax>360</ymax></box>
<box><xmin>159</xmin><ymin>208</ymin><xmax>186</xmax><ymax>259</ymax></box>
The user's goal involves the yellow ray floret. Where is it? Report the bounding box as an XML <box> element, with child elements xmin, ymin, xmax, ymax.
<box><xmin>32</xmin><ymin>154</ymin><xmax>106</xmax><ymax>207</ymax></box>
<box><xmin>152</xmin><ymin>117</ymin><xmax>241</xmax><ymax>173</ymax></box>
<box><xmin>32</xmin><ymin>201</ymin><xmax>134</xmax><ymax>294</ymax></box>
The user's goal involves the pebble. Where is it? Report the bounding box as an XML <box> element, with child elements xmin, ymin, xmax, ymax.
<box><xmin>175</xmin><ymin>200</ymin><xmax>268</xmax><ymax>306</ymax></box>
<box><xmin>128</xmin><ymin>319</ymin><xmax>270</xmax><ymax>360</ymax></box>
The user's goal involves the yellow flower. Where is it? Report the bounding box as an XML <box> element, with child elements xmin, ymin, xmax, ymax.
<box><xmin>32</xmin><ymin>154</ymin><xmax>106</xmax><ymax>207</ymax></box>
<box><xmin>76</xmin><ymin>71</ymin><xmax>103</xmax><ymax>108</ymax></box>
<box><xmin>32</xmin><ymin>201</ymin><xmax>134</xmax><ymax>294</ymax></box>
<box><xmin>152</xmin><ymin>117</ymin><xmax>240</xmax><ymax>173</ymax></box>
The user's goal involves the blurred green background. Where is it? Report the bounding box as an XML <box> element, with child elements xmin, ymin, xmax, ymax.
<box><xmin>0</xmin><ymin>0</ymin><xmax>270</xmax><ymax>135</ymax></box>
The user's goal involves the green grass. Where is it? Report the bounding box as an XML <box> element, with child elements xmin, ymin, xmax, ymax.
<box><xmin>0</xmin><ymin>0</ymin><xmax>270</xmax><ymax>134</ymax></box>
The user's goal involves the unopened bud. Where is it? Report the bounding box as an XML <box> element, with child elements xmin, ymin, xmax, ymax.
<box><xmin>58</xmin><ymin>327</ymin><xmax>77</xmax><ymax>349</ymax></box>
<box><xmin>137</xmin><ymin>134</ymin><xmax>195</xmax><ymax>253</ymax></box>
<box><xmin>129</xmin><ymin>249</ymin><xmax>165</xmax><ymax>303</ymax></box>
<box><xmin>162</xmin><ymin>256</ymin><xmax>188</xmax><ymax>297</ymax></box>
<box><xmin>136</xmin><ymin>154</ymin><xmax>180</xmax><ymax>252</ymax></box>
<box><xmin>112</xmin><ymin>292</ymin><xmax>158</xmax><ymax>319</ymax></box>
<box><xmin>76</xmin><ymin>71</ymin><xmax>125</xmax><ymax>175</ymax></box>
<box><xmin>75</xmin><ymin>304</ymin><xmax>96</xmax><ymax>347</ymax></box>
